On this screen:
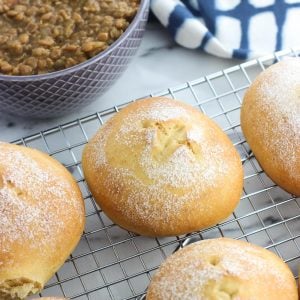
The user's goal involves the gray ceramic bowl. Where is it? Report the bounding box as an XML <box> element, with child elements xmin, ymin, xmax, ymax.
<box><xmin>0</xmin><ymin>0</ymin><xmax>149</xmax><ymax>118</ymax></box>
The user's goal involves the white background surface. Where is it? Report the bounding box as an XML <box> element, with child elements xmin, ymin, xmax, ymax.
<box><xmin>0</xmin><ymin>21</ymin><xmax>240</xmax><ymax>142</ymax></box>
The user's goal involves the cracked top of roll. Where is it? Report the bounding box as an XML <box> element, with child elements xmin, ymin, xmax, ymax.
<box><xmin>146</xmin><ymin>238</ymin><xmax>298</xmax><ymax>300</ymax></box>
<box><xmin>82</xmin><ymin>97</ymin><xmax>243</xmax><ymax>236</ymax></box>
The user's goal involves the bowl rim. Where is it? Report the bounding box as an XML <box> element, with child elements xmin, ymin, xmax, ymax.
<box><xmin>0</xmin><ymin>0</ymin><xmax>149</xmax><ymax>82</ymax></box>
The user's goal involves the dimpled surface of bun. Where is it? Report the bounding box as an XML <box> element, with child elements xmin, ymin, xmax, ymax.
<box><xmin>146</xmin><ymin>238</ymin><xmax>298</xmax><ymax>300</ymax></box>
<box><xmin>0</xmin><ymin>142</ymin><xmax>85</xmax><ymax>300</ymax></box>
<box><xmin>82</xmin><ymin>97</ymin><xmax>243</xmax><ymax>236</ymax></box>
<box><xmin>241</xmin><ymin>59</ymin><xmax>300</xmax><ymax>195</ymax></box>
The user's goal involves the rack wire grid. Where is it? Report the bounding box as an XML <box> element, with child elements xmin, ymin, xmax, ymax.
<box><xmin>18</xmin><ymin>47</ymin><xmax>300</xmax><ymax>300</ymax></box>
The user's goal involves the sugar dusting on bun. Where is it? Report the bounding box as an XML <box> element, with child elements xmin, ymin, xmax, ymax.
<box><xmin>0</xmin><ymin>142</ymin><xmax>85</xmax><ymax>299</ymax></box>
<box><xmin>241</xmin><ymin>58</ymin><xmax>300</xmax><ymax>195</ymax></box>
<box><xmin>83</xmin><ymin>97</ymin><xmax>243</xmax><ymax>236</ymax></box>
<box><xmin>146</xmin><ymin>238</ymin><xmax>298</xmax><ymax>299</ymax></box>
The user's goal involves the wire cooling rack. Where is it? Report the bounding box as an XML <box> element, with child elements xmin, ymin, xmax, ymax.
<box><xmin>19</xmin><ymin>48</ymin><xmax>300</xmax><ymax>300</ymax></box>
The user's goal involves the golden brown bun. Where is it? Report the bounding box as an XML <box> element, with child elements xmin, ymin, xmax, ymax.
<box><xmin>0</xmin><ymin>142</ymin><xmax>85</xmax><ymax>300</ymax></box>
<box><xmin>82</xmin><ymin>97</ymin><xmax>243</xmax><ymax>236</ymax></box>
<box><xmin>146</xmin><ymin>238</ymin><xmax>298</xmax><ymax>300</ymax></box>
<box><xmin>241</xmin><ymin>59</ymin><xmax>300</xmax><ymax>196</ymax></box>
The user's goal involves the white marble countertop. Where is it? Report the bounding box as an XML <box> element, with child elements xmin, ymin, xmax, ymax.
<box><xmin>0</xmin><ymin>21</ymin><xmax>240</xmax><ymax>142</ymax></box>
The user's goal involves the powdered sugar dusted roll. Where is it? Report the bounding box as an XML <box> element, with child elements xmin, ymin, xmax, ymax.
<box><xmin>0</xmin><ymin>142</ymin><xmax>85</xmax><ymax>299</ymax></box>
<box><xmin>241</xmin><ymin>58</ymin><xmax>300</xmax><ymax>196</ymax></box>
<box><xmin>82</xmin><ymin>97</ymin><xmax>243</xmax><ymax>236</ymax></box>
<box><xmin>146</xmin><ymin>238</ymin><xmax>298</xmax><ymax>299</ymax></box>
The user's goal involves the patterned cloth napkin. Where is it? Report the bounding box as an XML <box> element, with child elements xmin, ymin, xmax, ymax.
<box><xmin>151</xmin><ymin>0</ymin><xmax>300</xmax><ymax>59</ymax></box>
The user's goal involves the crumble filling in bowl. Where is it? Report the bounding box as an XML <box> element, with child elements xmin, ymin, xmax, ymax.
<box><xmin>0</xmin><ymin>0</ymin><xmax>140</xmax><ymax>75</ymax></box>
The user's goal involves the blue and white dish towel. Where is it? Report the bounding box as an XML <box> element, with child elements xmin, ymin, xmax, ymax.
<box><xmin>151</xmin><ymin>0</ymin><xmax>300</xmax><ymax>59</ymax></box>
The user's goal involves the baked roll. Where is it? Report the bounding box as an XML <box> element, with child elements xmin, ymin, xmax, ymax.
<box><xmin>83</xmin><ymin>97</ymin><xmax>243</xmax><ymax>236</ymax></box>
<box><xmin>146</xmin><ymin>238</ymin><xmax>298</xmax><ymax>299</ymax></box>
<box><xmin>241</xmin><ymin>58</ymin><xmax>300</xmax><ymax>195</ymax></box>
<box><xmin>0</xmin><ymin>142</ymin><xmax>85</xmax><ymax>299</ymax></box>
